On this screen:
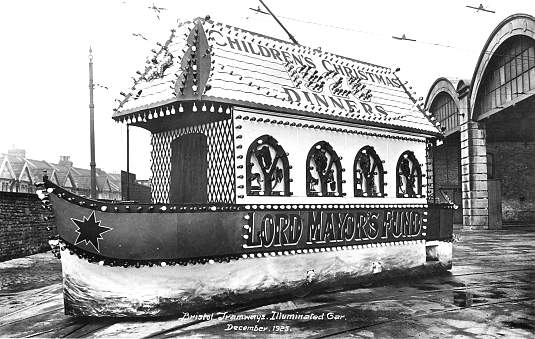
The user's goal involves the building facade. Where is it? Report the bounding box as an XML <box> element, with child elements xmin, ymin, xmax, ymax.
<box><xmin>426</xmin><ymin>14</ymin><xmax>535</xmax><ymax>228</ymax></box>
<box><xmin>0</xmin><ymin>148</ymin><xmax>137</xmax><ymax>201</ymax></box>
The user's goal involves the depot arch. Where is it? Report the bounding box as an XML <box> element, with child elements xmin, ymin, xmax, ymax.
<box><xmin>425</xmin><ymin>78</ymin><xmax>465</xmax><ymax>226</ymax></box>
<box><xmin>427</xmin><ymin>14</ymin><xmax>535</xmax><ymax>229</ymax></box>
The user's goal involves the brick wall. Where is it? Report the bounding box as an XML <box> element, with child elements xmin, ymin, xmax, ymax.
<box><xmin>0</xmin><ymin>192</ymin><xmax>55</xmax><ymax>261</ymax></box>
<box><xmin>487</xmin><ymin>141</ymin><xmax>535</xmax><ymax>224</ymax></box>
<box><xmin>121</xmin><ymin>171</ymin><xmax>151</xmax><ymax>203</ymax></box>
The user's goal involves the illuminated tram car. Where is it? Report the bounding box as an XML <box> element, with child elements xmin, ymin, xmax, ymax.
<box><xmin>40</xmin><ymin>17</ymin><xmax>454</xmax><ymax>317</ymax></box>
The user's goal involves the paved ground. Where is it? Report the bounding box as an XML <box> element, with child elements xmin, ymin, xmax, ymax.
<box><xmin>0</xmin><ymin>227</ymin><xmax>534</xmax><ymax>338</ymax></box>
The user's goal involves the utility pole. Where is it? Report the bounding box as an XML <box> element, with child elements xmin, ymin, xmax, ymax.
<box><xmin>126</xmin><ymin>124</ymin><xmax>130</xmax><ymax>201</ymax></box>
<box><xmin>89</xmin><ymin>47</ymin><xmax>97</xmax><ymax>199</ymax></box>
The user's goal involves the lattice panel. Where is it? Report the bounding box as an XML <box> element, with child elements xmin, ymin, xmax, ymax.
<box><xmin>151</xmin><ymin>119</ymin><xmax>235</xmax><ymax>204</ymax></box>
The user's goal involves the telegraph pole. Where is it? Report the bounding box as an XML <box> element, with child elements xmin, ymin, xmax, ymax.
<box><xmin>89</xmin><ymin>47</ymin><xmax>97</xmax><ymax>199</ymax></box>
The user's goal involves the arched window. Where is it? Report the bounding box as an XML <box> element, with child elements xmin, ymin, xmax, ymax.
<box><xmin>396</xmin><ymin>151</ymin><xmax>423</xmax><ymax>198</ymax></box>
<box><xmin>246</xmin><ymin>135</ymin><xmax>290</xmax><ymax>196</ymax></box>
<box><xmin>306</xmin><ymin>141</ymin><xmax>343</xmax><ymax>197</ymax></box>
<box><xmin>354</xmin><ymin>146</ymin><xmax>385</xmax><ymax>197</ymax></box>
<box><xmin>475</xmin><ymin>36</ymin><xmax>535</xmax><ymax>117</ymax></box>
<box><xmin>429</xmin><ymin>92</ymin><xmax>459</xmax><ymax>134</ymax></box>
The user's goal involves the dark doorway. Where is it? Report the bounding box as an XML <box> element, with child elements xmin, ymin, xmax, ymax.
<box><xmin>488</xmin><ymin>179</ymin><xmax>503</xmax><ymax>229</ymax></box>
<box><xmin>169</xmin><ymin>133</ymin><xmax>208</xmax><ymax>204</ymax></box>
<box><xmin>485</xmin><ymin>96</ymin><xmax>535</xmax><ymax>225</ymax></box>
<box><xmin>433</xmin><ymin>133</ymin><xmax>463</xmax><ymax>225</ymax></box>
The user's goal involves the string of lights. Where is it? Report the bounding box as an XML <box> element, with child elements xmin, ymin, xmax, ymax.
<box><xmin>214</xmin><ymin>45</ymin><xmax>411</xmax><ymax>96</ymax></box>
<box><xmin>213</xmin><ymin>65</ymin><xmax>418</xmax><ymax>111</ymax></box>
<box><xmin>212</xmin><ymin>45</ymin><xmax>286</xmax><ymax>67</ymax></box>
<box><xmin>210</xmin><ymin>76</ymin><xmax>285</xmax><ymax>97</ymax></box>
<box><xmin>209</xmin><ymin>85</ymin><xmax>284</xmax><ymax>100</ymax></box>
<box><xmin>216</xmin><ymin>60</ymin><xmax>290</xmax><ymax>81</ymax></box>
<box><xmin>215</xmin><ymin>52</ymin><xmax>287</xmax><ymax>73</ymax></box>
<box><xmin>212</xmin><ymin>71</ymin><xmax>292</xmax><ymax>88</ymax></box>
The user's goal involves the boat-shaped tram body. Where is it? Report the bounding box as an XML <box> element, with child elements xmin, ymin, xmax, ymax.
<box><xmin>39</xmin><ymin>17</ymin><xmax>454</xmax><ymax>317</ymax></box>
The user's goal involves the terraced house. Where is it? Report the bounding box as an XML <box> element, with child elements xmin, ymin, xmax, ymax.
<box><xmin>0</xmin><ymin>148</ymin><xmax>123</xmax><ymax>200</ymax></box>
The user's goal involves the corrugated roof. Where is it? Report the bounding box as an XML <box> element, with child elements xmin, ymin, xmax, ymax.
<box><xmin>113</xmin><ymin>18</ymin><xmax>441</xmax><ymax>136</ymax></box>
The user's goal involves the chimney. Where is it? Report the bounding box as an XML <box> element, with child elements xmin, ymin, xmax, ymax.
<box><xmin>8</xmin><ymin>148</ymin><xmax>26</xmax><ymax>158</ymax></box>
<box><xmin>59</xmin><ymin>155</ymin><xmax>73</xmax><ymax>167</ymax></box>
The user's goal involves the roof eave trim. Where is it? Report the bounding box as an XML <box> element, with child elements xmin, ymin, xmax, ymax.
<box><xmin>112</xmin><ymin>97</ymin><xmax>177</xmax><ymax>119</ymax></box>
<box><xmin>204</xmin><ymin>95</ymin><xmax>442</xmax><ymax>138</ymax></box>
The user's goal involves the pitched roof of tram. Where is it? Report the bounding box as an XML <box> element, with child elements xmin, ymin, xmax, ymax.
<box><xmin>112</xmin><ymin>17</ymin><xmax>441</xmax><ymax>136</ymax></box>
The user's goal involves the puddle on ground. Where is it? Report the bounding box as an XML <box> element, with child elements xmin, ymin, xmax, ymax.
<box><xmin>487</xmin><ymin>289</ymin><xmax>508</xmax><ymax>299</ymax></box>
<box><xmin>306</xmin><ymin>295</ymin><xmax>339</xmax><ymax>303</ymax></box>
<box><xmin>446</xmin><ymin>281</ymin><xmax>466</xmax><ymax>287</ymax></box>
<box><xmin>502</xmin><ymin>320</ymin><xmax>534</xmax><ymax>331</ymax></box>
<box><xmin>413</xmin><ymin>285</ymin><xmax>440</xmax><ymax>291</ymax></box>
<box><xmin>453</xmin><ymin>291</ymin><xmax>486</xmax><ymax>307</ymax></box>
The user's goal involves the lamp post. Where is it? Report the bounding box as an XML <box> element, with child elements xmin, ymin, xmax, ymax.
<box><xmin>89</xmin><ymin>47</ymin><xmax>97</xmax><ymax>199</ymax></box>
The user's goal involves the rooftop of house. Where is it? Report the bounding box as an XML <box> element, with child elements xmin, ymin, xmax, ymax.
<box><xmin>0</xmin><ymin>151</ymin><xmax>121</xmax><ymax>193</ymax></box>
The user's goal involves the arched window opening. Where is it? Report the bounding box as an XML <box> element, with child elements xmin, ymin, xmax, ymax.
<box><xmin>475</xmin><ymin>36</ymin><xmax>535</xmax><ymax>116</ymax></box>
<box><xmin>430</xmin><ymin>92</ymin><xmax>459</xmax><ymax>134</ymax></box>
<box><xmin>306</xmin><ymin>141</ymin><xmax>343</xmax><ymax>197</ymax></box>
<box><xmin>354</xmin><ymin>146</ymin><xmax>385</xmax><ymax>197</ymax></box>
<box><xmin>396</xmin><ymin>151</ymin><xmax>423</xmax><ymax>198</ymax></box>
<box><xmin>246</xmin><ymin>135</ymin><xmax>290</xmax><ymax>196</ymax></box>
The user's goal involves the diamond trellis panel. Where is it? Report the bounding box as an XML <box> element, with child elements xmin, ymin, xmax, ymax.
<box><xmin>151</xmin><ymin>119</ymin><xmax>235</xmax><ymax>204</ymax></box>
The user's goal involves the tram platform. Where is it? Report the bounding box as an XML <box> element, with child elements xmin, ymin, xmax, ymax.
<box><xmin>0</xmin><ymin>227</ymin><xmax>534</xmax><ymax>338</ymax></box>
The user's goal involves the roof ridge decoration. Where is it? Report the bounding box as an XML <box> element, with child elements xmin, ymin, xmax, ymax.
<box><xmin>175</xmin><ymin>19</ymin><xmax>212</xmax><ymax>100</ymax></box>
<box><xmin>113</xmin><ymin>17</ymin><xmax>442</xmax><ymax>136</ymax></box>
<box><xmin>114</xmin><ymin>20</ymin><xmax>195</xmax><ymax>113</ymax></box>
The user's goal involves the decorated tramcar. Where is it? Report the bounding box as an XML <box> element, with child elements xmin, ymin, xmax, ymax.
<box><xmin>39</xmin><ymin>17</ymin><xmax>454</xmax><ymax>317</ymax></box>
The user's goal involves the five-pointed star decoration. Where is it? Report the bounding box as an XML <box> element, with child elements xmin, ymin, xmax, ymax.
<box><xmin>71</xmin><ymin>212</ymin><xmax>112</xmax><ymax>252</ymax></box>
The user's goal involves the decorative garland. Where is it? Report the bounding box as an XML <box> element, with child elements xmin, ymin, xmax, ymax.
<box><xmin>54</xmin><ymin>189</ymin><xmax>445</xmax><ymax>213</ymax></box>
<box><xmin>235</xmin><ymin>114</ymin><xmax>426</xmax><ymax>142</ymax></box>
<box><xmin>39</xmin><ymin>179</ymin><xmax>453</xmax><ymax>215</ymax></box>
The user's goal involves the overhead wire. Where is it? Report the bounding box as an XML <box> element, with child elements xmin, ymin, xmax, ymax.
<box><xmin>252</xmin><ymin>10</ymin><xmax>535</xmax><ymax>62</ymax></box>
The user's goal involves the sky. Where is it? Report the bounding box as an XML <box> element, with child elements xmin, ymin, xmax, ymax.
<box><xmin>1</xmin><ymin>0</ymin><xmax>534</xmax><ymax>179</ymax></box>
